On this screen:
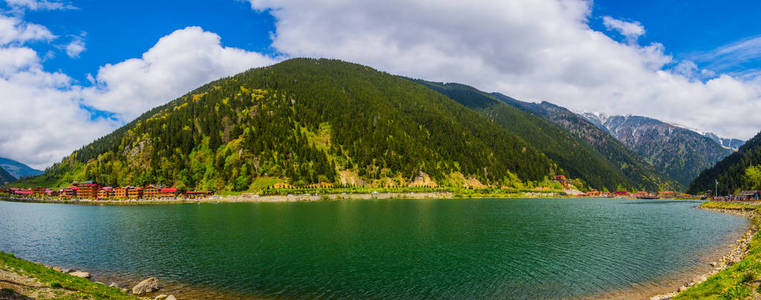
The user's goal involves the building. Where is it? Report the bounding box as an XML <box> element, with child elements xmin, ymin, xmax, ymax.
<box><xmin>113</xmin><ymin>187</ymin><xmax>128</xmax><ymax>199</ymax></box>
<box><xmin>62</xmin><ymin>187</ymin><xmax>76</xmax><ymax>198</ymax></box>
<box><xmin>98</xmin><ymin>187</ymin><xmax>113</xmax><ymax>200</ymax></box>
<box><xmin>46</xmin><ymin>189</ymin><xmax>60</xmax><ymax>197</ymax></box>
<box><xmin>31</xmin><ymin>187</ymin><xmax>46</xmax><ymax>196</ymax></box>
<box><xmin>272</xmin><ymin>182</ymin><xmax>294</xmax><ymax>189</ymax></box>
<box><xmin>552</xmin><ymin>175</ymin><xmax>571</xmax><ymax>188</ymax></box>
<box><xmin>144</xmin><ymin>185</ymin><xmax>160</xmax><ymax>199</ymax></box>
<box><xmin>738</xmin><ymin>190</ymin><xmax>760</xmax><ymax>201</ymax></box>
<box><xmin>613</xmin><ymin>190</ymin><xmax>629</xmax><ymax>197</ymax></box>
<box><xmin>157</xmin><ymin>188</ymin><xmax>178</xmax><ymax>198</ymax></box>
<box><xmin>76</xmin><ymin>183</ymin><xmax>100</xmax><ymax>199</ymax></box>
<box><xmin>128</xmin><ymin>187</ymin><xmax>143</xmax><ymax>199</ymax></box>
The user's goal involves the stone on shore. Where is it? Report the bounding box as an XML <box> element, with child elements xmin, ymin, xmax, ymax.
<box><xmin>155</xmin><ymin>294</ymin><xmax>167</xmax><ymax>299</ymax></box>
<box><xmin>69</xmin><ymin>271</ymin><xmax>91</xmax><ymax>279</ymax></box>
<box><xmin>166</xmin><ymin>295</ymin><xmax>176</xmax><ymax>300</ymax></box>
<box><xmin>132</xmin><ymin>277</ymin><xmax>161</xmax><ymax>295</ymax></box>
<box><xmin>109</xmin><ymin>282</ymin><xmax>119</xmax><ymax>288</ymax></box>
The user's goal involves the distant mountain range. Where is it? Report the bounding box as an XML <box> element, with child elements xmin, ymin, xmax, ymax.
<box><xmin>0</xmin><ymin>157</ymin><xmax>43</xmax><ymax>180</ymax></box>
<box><xmin>413</xmin><ymin>80</ymin><xmax>677</xmax><ymax>192</ymax></box>
<box><xmin>580</xmin><ymin>114</ymin><xmax>738</xmax><ymax>187</ymax></box>
<box><xmin>703</xmin><ymin>132</ymin><xmax>744</xmax><ymax>151</ymax></box>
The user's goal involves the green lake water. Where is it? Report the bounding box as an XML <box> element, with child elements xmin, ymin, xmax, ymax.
<box><xmin>0</xmin><ymin>198</ymin><xmax>747</xmax><ymax>299</ymax></box>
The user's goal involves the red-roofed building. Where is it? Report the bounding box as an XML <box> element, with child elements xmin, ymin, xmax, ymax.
<box><xmin>158</xmin><ymin>188</ymin><xmax>178</xmax><ymax>198</ymax></box>
<box><xmin>77</xmin><ymin>183</ymin><xmax>100</xmax><ymax>199</ymax></box>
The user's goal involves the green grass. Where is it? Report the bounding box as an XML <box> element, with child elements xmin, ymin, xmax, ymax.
<box><xmin>674</xmin><ymin>201</ymin><xmax>760</xmax><ymax>299</ymax></box>
<box><xmin>0</xmin><ymin>251</ymin><xmax>136</xmax><ymax>299</ymax></box>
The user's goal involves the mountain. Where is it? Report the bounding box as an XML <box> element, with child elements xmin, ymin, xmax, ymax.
<box><xmin>580</xmin><ymin>114</ymin><xmax>732</xmax><ymax>187</ymax></box>
<box><xmin>0</xmin><ymin>157</ymin><xmax>43</xmax><ymax>179</ymax></box>
<box><xmin>413</xmin><ymin>80</ymin><xmax>676</xmax><ymax>192</ymax></box>
<box><xmin>703</xmin><ymin>132</ymin><xmax>744</xmax><ymax>151</ymax></box>
<box><xmin>20</xmin><ymin>58</ymin><xmax>556</xmax><ymax>191</ymax></box>
<box><xmin>689</xmin><ymin>131</ymin><xmax>761</xmax><ymax>195</ymax></box>
<box><xmin>0</xmin><ymin>166</ymin><xmax>15</xmax><ymax>185</ymax></box>
<box><xmin>486</xmin><ymin>94</ymin><xmax>679</xmax><ymax>191</ymax></box>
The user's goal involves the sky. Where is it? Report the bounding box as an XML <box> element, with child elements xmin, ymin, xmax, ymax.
<box><xmin>2</xmin><ymin>0</ymin><xmax>761</xmax><ymax>169</ymax></box>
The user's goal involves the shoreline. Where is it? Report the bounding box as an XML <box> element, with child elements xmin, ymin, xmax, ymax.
<box><xmin>0</xmin><ymin>191</ymin><xmax>698</xmax><ymax>206</ymax></box>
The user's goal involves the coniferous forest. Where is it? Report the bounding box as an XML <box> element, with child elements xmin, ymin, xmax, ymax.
<box><xmin>27</xmin><ymin>58</ymin><xmax>559</xmax><ymax>191</ymax></box>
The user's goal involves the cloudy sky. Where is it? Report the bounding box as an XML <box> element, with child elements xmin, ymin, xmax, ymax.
<box><xmin>2</xmin><ymin>0</ymin><xmax>761</xmax><ymax>169</ymax></box>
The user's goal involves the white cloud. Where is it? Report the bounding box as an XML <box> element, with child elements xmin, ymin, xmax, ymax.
<box><xmin>64</xmin><ymin>36</ymin><xmax>84</xmax><ymax>57</ymax></box>
<box><xmin>0</xmin><ymin>15</ymin><xmax>54</xmax><ymax>45</ymax></box>
<box><xmin>248</xmin><ymin>0</ymin><xmax>761</xmax><ymax>140</ymax></box>
<box><xmin>81</xmin><ymin>26</ymin><xmax>278</xmax><ymax>121</ymax></box>
<box><xmin>602</xmin><ymin>16</ymin><xmax>644</xmax><ymax>42</ymax></box>
<box><xmin>0</xmin><ymin>20</ymin><xmax>277</xmax><ymax>168</ymax></box>
<box><xmin>4</xmin><ymin>0</ymin><xmax>74</xmax><ymax>10</ymax></box>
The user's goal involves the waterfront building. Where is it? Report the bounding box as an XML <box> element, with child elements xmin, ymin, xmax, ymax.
<box><xmin>144</xmin><ymin>185</ymin><xmax>160</xmax><ymax>199</ymax></box>
<box><xmin>98</xmin><ymin>187</ymin><xmax>113</xmax><ymax>200</ymax></box>
<box><xmin>31</xmin><ymin>187</ymin><xmax>46</xmax><ymax>196</ymax></box>
<box><xmin>128</xmin><ymin>187</ymin><xmax>143</xmax><ymax>199</ymax></box>
<box><xmin>185</xmin><ymin>190</ymin><xmax>214</xmax><ymax>198</ymax></box>
<box><xmin>158</xmin><ymin>188</ymin><xmax>179</xmax><ymax>198</ymax></box>
<box><xmin>113</xmin><ymin>187</ymin><xmax>128</xmax><ymax>199</ymax></box>
<box><xmin>62</xmin><ymin>187</ymin><xmax>76</xmax><ymax>198</ymax></box>
<box><xmin>76</xmin><ymin>183</ymin><xmax>100</xmax><ymax>199</ymax></box>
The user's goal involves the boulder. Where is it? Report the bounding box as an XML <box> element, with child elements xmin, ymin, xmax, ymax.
<box><xmin>61</xmin><ymin>268</ymin><xmax>72</xmax><ymax>273</ymax></box>
<box><xmin>155</xmin><ymin>294</ymin><xmax>167</xmax><ymax>300</ymax></box>
<box><xmin>132</xmin><ymin>277</ymin><xmax>161</xmax><ymax>295</ymax></box>
<box><xmin>109</xmin><ymin>282</ymin><xmax>120</xmax><ymax>288</ymax></box>
<box><xmin>167</xmin><ymin>295</ymin><xmax>176</xmax><ymax>300</ymax></box>
<box><xmin>69</xmin><ymin>271</ymin><xmax>91</xmax><ymax>279</ymax></box>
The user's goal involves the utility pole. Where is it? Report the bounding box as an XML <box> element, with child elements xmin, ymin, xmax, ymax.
<box><xmin>715</xmin><ymin>179</ymin><xmax>719</xmax><ymax>198</ymax></box>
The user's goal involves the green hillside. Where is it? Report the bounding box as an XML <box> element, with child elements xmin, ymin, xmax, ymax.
<box><xmin>21</xmin><ymin>58</ymin><xmax>557</xmax><ymax>191</ymax></box>
<box><xmin>414</xmin><ymin>80</ymin><xmax>677</xmax><ymax>192</ymax></box>
<box><xmin>689</xmin><ymin>131</ymin><xmax>761</xmax><ymax>195</ymax></box>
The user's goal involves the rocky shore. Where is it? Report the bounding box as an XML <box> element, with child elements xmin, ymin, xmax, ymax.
<box><xmin>649</xmin><ymin>205</ymin><xmax>759</xmax><ymax>300</ymax></box>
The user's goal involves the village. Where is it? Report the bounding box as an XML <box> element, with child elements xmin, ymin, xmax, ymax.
<box><xmin>0</xmin><ymin>181</ymin><xmax>214</xmax><ymax>200</ymax></box>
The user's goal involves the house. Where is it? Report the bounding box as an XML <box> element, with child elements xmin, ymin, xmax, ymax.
<box><xmin>98</xmin><ymin>187</ymin><xmax>113</xmax><ymax>200</ymax></box>
<box><xmin>306</xmin><ymin>182</ymin><xmax>333</xmax><ymax>189</ymax></box>
<box><xmin>128</xmin><ymin>187</ymin><xmax>143</xmax><ymax>199</ymax></box>
<box><xmin>738</xmin><ymin>190</ymin><xmax>760</xmax><ymax>201</ymax></box>
<box><xmin>76</xmin><ymin>183</ymin><xmax>100</xmax><ymax>199</ymax></box>
<box><xmin>62</xmin><ymin>187</ymin><xmax>76</xmax><ymax>198</ymax></box>
<box><xmin>144</xmin><ymin>185</ymin><xmax>161</xmax><ymax>199</ymax></box>
<box><xmin>552</xmin><ymin>175</ymin><xmax>571</xmax><ymax>188</ymax></box>
<box><xmin>46</xmin><ymin>189</ymin><xmax>60</xmax><ymax>197</ymax></box>
<box><xmin>585</xmin><ymin>190</ymin><xmax>601</xmax><ymax>197</ymax></box>
<box><xmin>613</xmin><ymin>190</ymin><xmax>629</xmax><ymax>197</ymax></box>
<box><xmin>31</xmin><ymin>187</ymin><xmax>46</xmax><ymax>196</ymax></box>
<box><xmin>113</xmin><ymin>187</ymin><xmax>128</xmax><ymax>199</ymax></box>
<box><xmin>157</xmin><ymin>188</ymin><xmax>179</xmax><ymax>198</ymax></box>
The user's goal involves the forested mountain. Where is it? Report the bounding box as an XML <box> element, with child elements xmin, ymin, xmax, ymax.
<box><xmin>689</xmin><ymin>131</ymin><xmax>761</xmax><ymax>195</ymax></box>
<box><xmin>0</xmin><ymin>157</ymin><xmax>42</xmax><ymax>179</ymax></box>
<box><xmin>0</xmin><ymin>166</ymin><xmax>15</xmax><ymax>185</ymax></box>
<box><xmin>22</xmin><ymin>58</ymin><xmax>557</xmax><ymax>191</ymax></box>
<box><xmin>581</xmin><ymin>114</ymin><xmax>731</xmax><ymax>187</ymax></box>
<box><xmin>413</xmin><ymin>80</ymin><xmax>676</xmax><ymax>192</ymax></box>
<box><xmin>485</xmin><ymin>93</ymin><xmax>679</xmax><ymax>191</ymax></box>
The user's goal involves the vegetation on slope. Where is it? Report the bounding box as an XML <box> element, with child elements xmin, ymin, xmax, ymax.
<box><xmin>20</xmin><ymin>58</ymin><xmax>556</xmax><ymax>191</ymax></box>
<box><xmin>413</xmin><ymin>80</ymin><xmax>644</xmax><ymax>191</ymax></box>
<box><xmin>593</xmin><ymin>115</ymin><xmax>731</xmax><ymax>187</ymax></box>
<box><xmin>489</xmin><ymin>93</ymin><xmax>680</xmax><ymax>191</ymax></box>
<box><xmin>0</xmin><ymin>251</ymin><xmax>135</xmax><ymax>299</ymax></box>
<box><xmin>689</xmin><ymin>131</ymin><xmax>761</xmax><ymax>195</ymax></box>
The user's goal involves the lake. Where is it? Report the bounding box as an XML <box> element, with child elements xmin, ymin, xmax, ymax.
<box><xmin>0</xmin><ymin>198</ymin><xmax>747</xmax><ymax>299</ymax></box>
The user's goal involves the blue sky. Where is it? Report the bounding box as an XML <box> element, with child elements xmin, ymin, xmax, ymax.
<box><xmin>3</xmin><ymin>0</ymin><xmax>761</xmax><ymax>168</ymax></box>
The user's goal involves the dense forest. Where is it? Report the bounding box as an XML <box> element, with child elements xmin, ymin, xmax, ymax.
<box><xmin>23</xmin><ymin>58</ymin><xmax>559</xmax><ymax>191</ymax></box>
<box><xmin>689</xmin><ymin>131</ymin><xmax>761</xmax><ymax>195</ymax></box>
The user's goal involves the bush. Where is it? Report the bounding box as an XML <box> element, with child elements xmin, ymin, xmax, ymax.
<box><xmin>720</xmin><ymin>284</ymin><xmax>751</xmax><ymax>300</ymax></box>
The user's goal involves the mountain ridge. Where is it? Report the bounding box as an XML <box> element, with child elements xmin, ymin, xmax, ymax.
<box><xmin>0</xmin><ymin>157</ymin><xmax>43</xmax><ymax>179</ymax></box>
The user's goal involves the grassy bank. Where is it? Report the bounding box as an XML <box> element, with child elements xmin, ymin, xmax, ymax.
<box><xmin>675</xmin><ymin>201</ymin><xmax>761</xmax><ymax>299</ymax></box>
<box><xmin>0</xmin><ymin>251</ymin><xmax>136</xmax><ymax>299</ymax></box>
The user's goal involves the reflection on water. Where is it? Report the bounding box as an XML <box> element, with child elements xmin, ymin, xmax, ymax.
<box><xmin>0</xmin><ymin>198</ymin><xmax>747</xmax><ymax>299</ymax></box>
